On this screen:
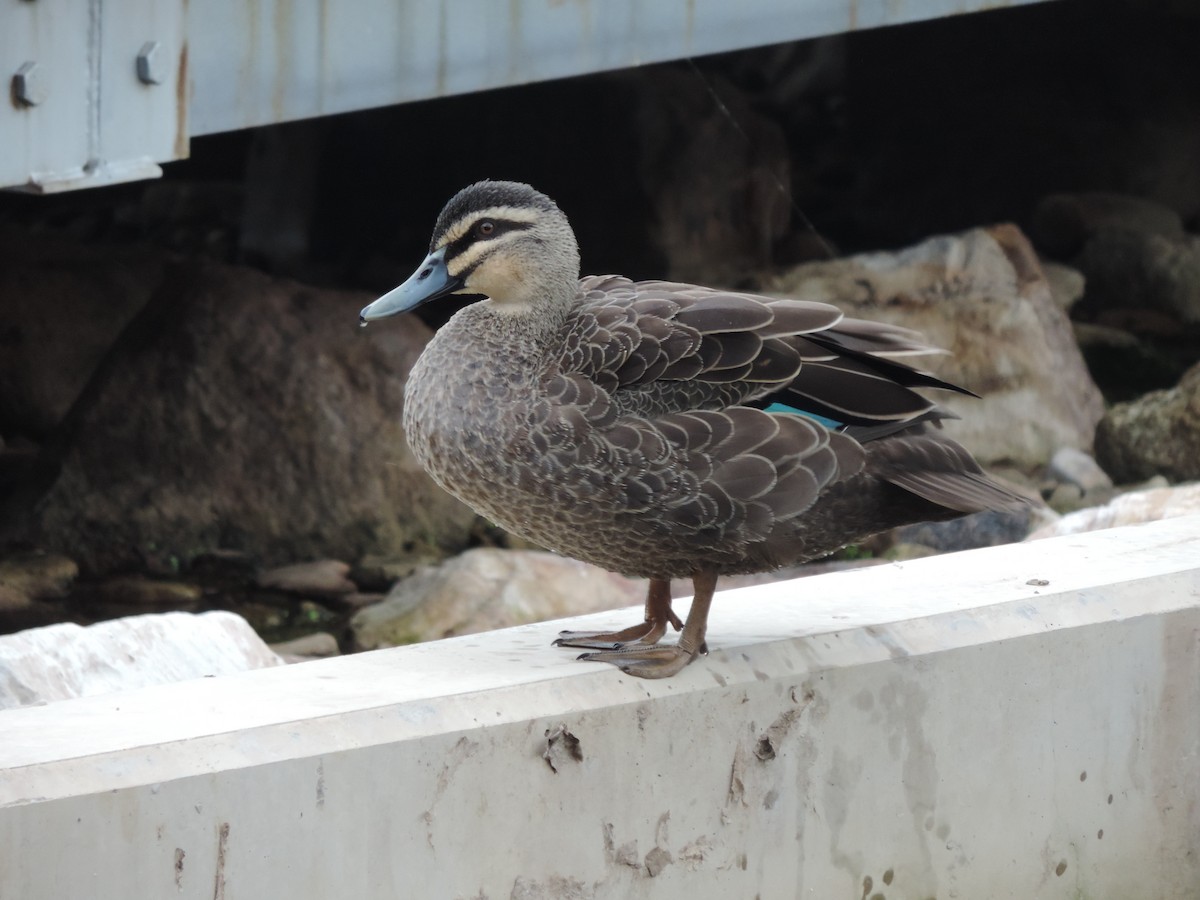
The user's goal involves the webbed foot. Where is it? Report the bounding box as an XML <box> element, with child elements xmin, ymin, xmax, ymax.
<box><xmin>560</xmin><ymin>573</ymin><xmax>718</xmax><ymax>680</ymax></box>
<box><xmin>553</xmin><ymin>611</ymin><xmax>682</xmax><ymax>651</ymax></box>
<box><xmin>552</xmin><ymin>578</ymin><xmax>681</xmax><ymax>650</ymax></box>
<box><xmin>576</xmin><ymin>641</ymin><xmax>708</xmax><ymax>679</ymax></box>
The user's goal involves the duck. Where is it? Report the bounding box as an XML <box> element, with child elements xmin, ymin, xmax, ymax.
<box><xmin>360</xmin><ymin>180</ymin><xmax>1026</xmax><ymax>679</ymax></box>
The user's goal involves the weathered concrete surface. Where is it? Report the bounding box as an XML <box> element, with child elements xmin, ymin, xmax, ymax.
<box><xmin>0</xmin><ymin>517</ymin><xmax>1197</xmax><ymax>899</ymax></box>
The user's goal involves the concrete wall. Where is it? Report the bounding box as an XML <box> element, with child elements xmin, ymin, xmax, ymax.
<box><xmin>1</xmin><ymin>516</ymin><xmax>1197</xmax><ymax>899</ymax></box>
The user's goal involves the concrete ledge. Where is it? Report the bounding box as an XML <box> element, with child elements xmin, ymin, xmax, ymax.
<box><xmin>2</xmin><ymin>517</ymin><xmax>1198</xmax><ymax>898</ymax></box>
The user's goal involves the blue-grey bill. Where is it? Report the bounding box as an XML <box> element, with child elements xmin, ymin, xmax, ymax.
<box><xmin>359</xmin><ymin>246</ymin><xmax>460</xmax><ymax>325</ymax></box>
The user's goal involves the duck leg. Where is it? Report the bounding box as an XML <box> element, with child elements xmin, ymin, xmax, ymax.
<box><xmin>554</xmin><ymin>578</ymin><xmax>682</xmax><ymax>651</ymax></box>
<box><xmin>574</xmin><ymin>573</ymin><xmax>717</xmax><ymax>679</ymax></box>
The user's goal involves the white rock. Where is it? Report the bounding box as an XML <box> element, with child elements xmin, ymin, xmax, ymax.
<box><xmin>1027</xmin><ymin>483</ymin><xmax>1200</xmax><ymax>540</ymax></box>
<box><xmin>351</xmin><ymin>548</ymin><xmax>647</xmax><ymax>649</ymax></box>
<box><xmin>0</xmin><ymin>611</ymin><xmax>282</xmax><ymax>710</ymax></box>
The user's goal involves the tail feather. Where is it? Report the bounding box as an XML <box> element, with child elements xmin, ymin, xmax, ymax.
<box><xmin>869</xmin><ymin>429</ymin><xmax>1030</xmax><ymax>514</ymax></box>
<box><xmin>885</xmin><ymin>469</ymin><xmax>1029</xmax><ymax>514</ymax></box>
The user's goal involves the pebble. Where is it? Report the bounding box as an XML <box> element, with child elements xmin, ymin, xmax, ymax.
<box><xmin>270</xmin><ymin>632</ymin><xmax>341</xmax><ymax>662</ymax></box>
<box><xmin>97</xmin><ymin>576</ymin><xmax>203</xmax><ymax>606</ymax></box>
<box><xmin>256</xmin><ymin>559</ymin><xmax>356</xmax><ymax>598</ymax></box>
<box><xmin>1047</xmin><ymin>447</ymin><xmax>1114</xmax><ymax>495</ymax></box>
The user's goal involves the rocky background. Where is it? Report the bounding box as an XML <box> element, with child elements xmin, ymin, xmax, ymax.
<box><xmin>2</xmin><ymin>0</ymin><xmax>1198</xmax><ymax>704</ymax></box>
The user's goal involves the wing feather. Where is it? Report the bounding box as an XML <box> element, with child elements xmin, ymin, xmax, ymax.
<box><xmin>538</xmin><ymin>276</ymin><xmax>1018</xmax><ymax>542</ymax></box>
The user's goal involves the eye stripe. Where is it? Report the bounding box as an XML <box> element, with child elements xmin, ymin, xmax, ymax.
<box><xmin>443</xmin><ymin>218</ymin><xmax>533</xmax><ymax>262</ymax></box>
<box><xmin>445</xmin><ymin>227</ymin><xmax>530</xmax><ymax>278</ymax></box>
<box><xmin>437</xmin><ymin>206</ymin><xmax>541</xmax><ymax>248</ymax></box>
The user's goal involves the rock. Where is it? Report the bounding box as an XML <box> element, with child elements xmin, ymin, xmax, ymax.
<box><xmin>349</xmin><ymin>554</ymin><xmax>437</xmax><ymax>592</ymax></box>
<box><xmin>0</xmin><ymin>551</ymin><xmax>78</xmax><ymax>601</ymax></box>
<box><xmin>351</xmin><ymin>548</ymin><xmax>647</xmax><ymax>649</ymax></box>
<box><xmin>97</xmin><ymin>576</ymin><xmax>203</xmax><ymax>606</ymax></box>
<box><xmin>0</xmin><ymin>585</ymin><xmax>30</xmax><ymax>613</ymax></box>
<box><xmin>888</xmin><ymin>506</ymin><xmax>1045</xmax><ymax>554</ymax></box>
<box><xmin>1041</xmin><ymin>261</ymin><xmax>1086</xmax><ymax>312</ymax></box>
<box><xmin>17</xmin><ymin>260</ymin><xmax>477</xmax><ymax>573</ymax></box>
<box><xmin>1095</xmin><ymin>362</ymin><xmax>1200</xmax><ymax>483</ymax></box>
<box><xmin>1031</xmin><ymin>192</ymin><xmax>1184</xmax><ymax>259</ymax></box>
<box><xmin>0</xmin><ymin>610</ymin><xmax>282</xmax><ymax>709</ymax></box>
<box><xmin>1072</xmin><ymin>322</ymin><xmax>1144</xmax><ymax>354</ymax></box>
<box><xmin>1045</xmin><ymin>482</ymin><xmax>1087</xmax><ymax>515</ymax></box>
<box><xmin>257</xmin><ymin>559</ymin><xmax>356</xmax><ymax>598</ymax></box>
<box><xmin>270</xmin><ymin>631</ymin><xmax>340</xmax><ymax>662</ymax></box>
<box><xmin>1047</xmin><ymin>448</ymin><xmax>1114</xmax><ymax>495</ymax></box>
<box><xmin>0</xmin><ymin>226</ymin><xmax>167</xmax><ymax>436</ymax></box>
<box><xmin>1137</xmin><ymin>475</ymin><xmax>1171</xmax><ymax>491</ymax></box>
<box><xmin>767</xmin><ymin>225</ymin><xmax>1105</xmax><ymax>468</ymax></box>
<box><xmin>1071</xmin><ymin>321</ymin><xmax>1185</xmax><ymax>402</ymax></box>
<box><xmin>1027</xmin><ymin>483</ymin><xmax>1200</xmax><ymax>540</ymax></box>
<box><xmin>1076</xmin><ymin>228</ymin><xmax>1200</xmax><ymax>324</ymax></box>
<box><xmin>329</xmin><ymin>592</ymin><xmax>386</xmax><ymax>611</ymax></box>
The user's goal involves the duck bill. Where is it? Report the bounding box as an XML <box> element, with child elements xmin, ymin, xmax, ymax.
<box><xmin>359</xmin><ymin>247</ymin><xmax>462</xmax><ymax>324</ymax></box>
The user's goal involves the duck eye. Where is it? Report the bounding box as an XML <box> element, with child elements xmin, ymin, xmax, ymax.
<box><xmin>476</xmin><ymin>219</ymin><xmax>496</xmax><ymax>237</ymax></box>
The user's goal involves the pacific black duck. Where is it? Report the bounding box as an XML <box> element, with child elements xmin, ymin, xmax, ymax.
<box><xmin>360</xmin><ymin>180</ymin><xmax>1025</xmax><ymax>678</ymax></box>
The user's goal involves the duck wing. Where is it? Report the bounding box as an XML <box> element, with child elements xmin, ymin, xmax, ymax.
<box><xmin>566</xmin><ymin>275</ymin><xmax>961</xmax><ymax>429</ymax></box>
<box><xmin>535</xmin><ymin>277</ymin><xmax>1022</xmax><ymax>541</ymax></box>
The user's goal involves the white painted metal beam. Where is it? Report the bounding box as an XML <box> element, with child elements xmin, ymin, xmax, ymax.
<box><xmin>1</xmin><ymin>516</ymin><xmax>1197</xmax><ymax>897</ymax></box>
<box><xmin>185</xmin><ymin>0</ymin><xmax>1055</xmax><ymax>137</ymax></box>
<box><xmin>0</xmin><ymin>0</ymin><xmax>187</xmax><ymax>193</ymax></box>
<box><xmin>2</xmin><ymin>0</ymin><xmax>1056</xmax><ymax>191</ymax></box>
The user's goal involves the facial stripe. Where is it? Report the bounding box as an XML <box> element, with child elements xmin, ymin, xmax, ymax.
<box><xmin>445</xmin><ymin>227</ymin><xmax>531</xmax><ymax>278</ymax></box>
<box><xmin>436</xmin><ymin>206</ymin><xmax>541</xmax><ymax>249</ymax></box>
<box><xmin>435</xmin><ymin>205</ymin><xmax>537</xmax><ymax>278</ymax></box>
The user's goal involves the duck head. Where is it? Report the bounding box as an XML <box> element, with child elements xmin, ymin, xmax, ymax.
<box><xmin>360</xmin><ymin>180</ymin><xmax>581</xmax><ymax>323</ymax></box>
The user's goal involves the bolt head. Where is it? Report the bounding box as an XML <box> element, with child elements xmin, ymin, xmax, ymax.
<box><xmin>12</xmin><ymin>61</ymin><xmax>45</xmax><ymax>106</ymax></box>
<box><xmin>136</xmin><ymin>41</ymin><xmax>165</xmax><ymax>86</ymax></box>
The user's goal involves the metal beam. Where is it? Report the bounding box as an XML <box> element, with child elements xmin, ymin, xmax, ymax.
<box><xmin>2</xmin><ymin>0</ymin><xmax>1054</xmax><ymax>192</ymax></box>
<box><xmin>1</xmin><ymin>0</ymin><xmax>187</xmax><ymax>193</ymax></box>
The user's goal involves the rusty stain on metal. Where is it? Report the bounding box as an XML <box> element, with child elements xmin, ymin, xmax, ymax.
<box><xmin>272</xmin><ymin>0</ymin><xmax>295</xmax><ymax>126</ymax></box>
<box><xmin>508</xmin><ymin>0</ymin><xmax>522</xmax><ymax>86</ymax></box>
<box><xmin>175</xmin><ymin>42</ymin><xmax>190</xmax><ymax>160</ymax></box>
<box><xmin>435</xmin><ymin>1</ymin><xmax>448</xmax><ymax>98</ymax></box>
<box><xmin>317</xmin><ymin>0</ymin><xmax>331</xmax><ymax>115</ymax></box>
<box><xmin>239</xmin><ymin>0</ymin><xmax>261</xmax><ymax>130</ymax></box>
